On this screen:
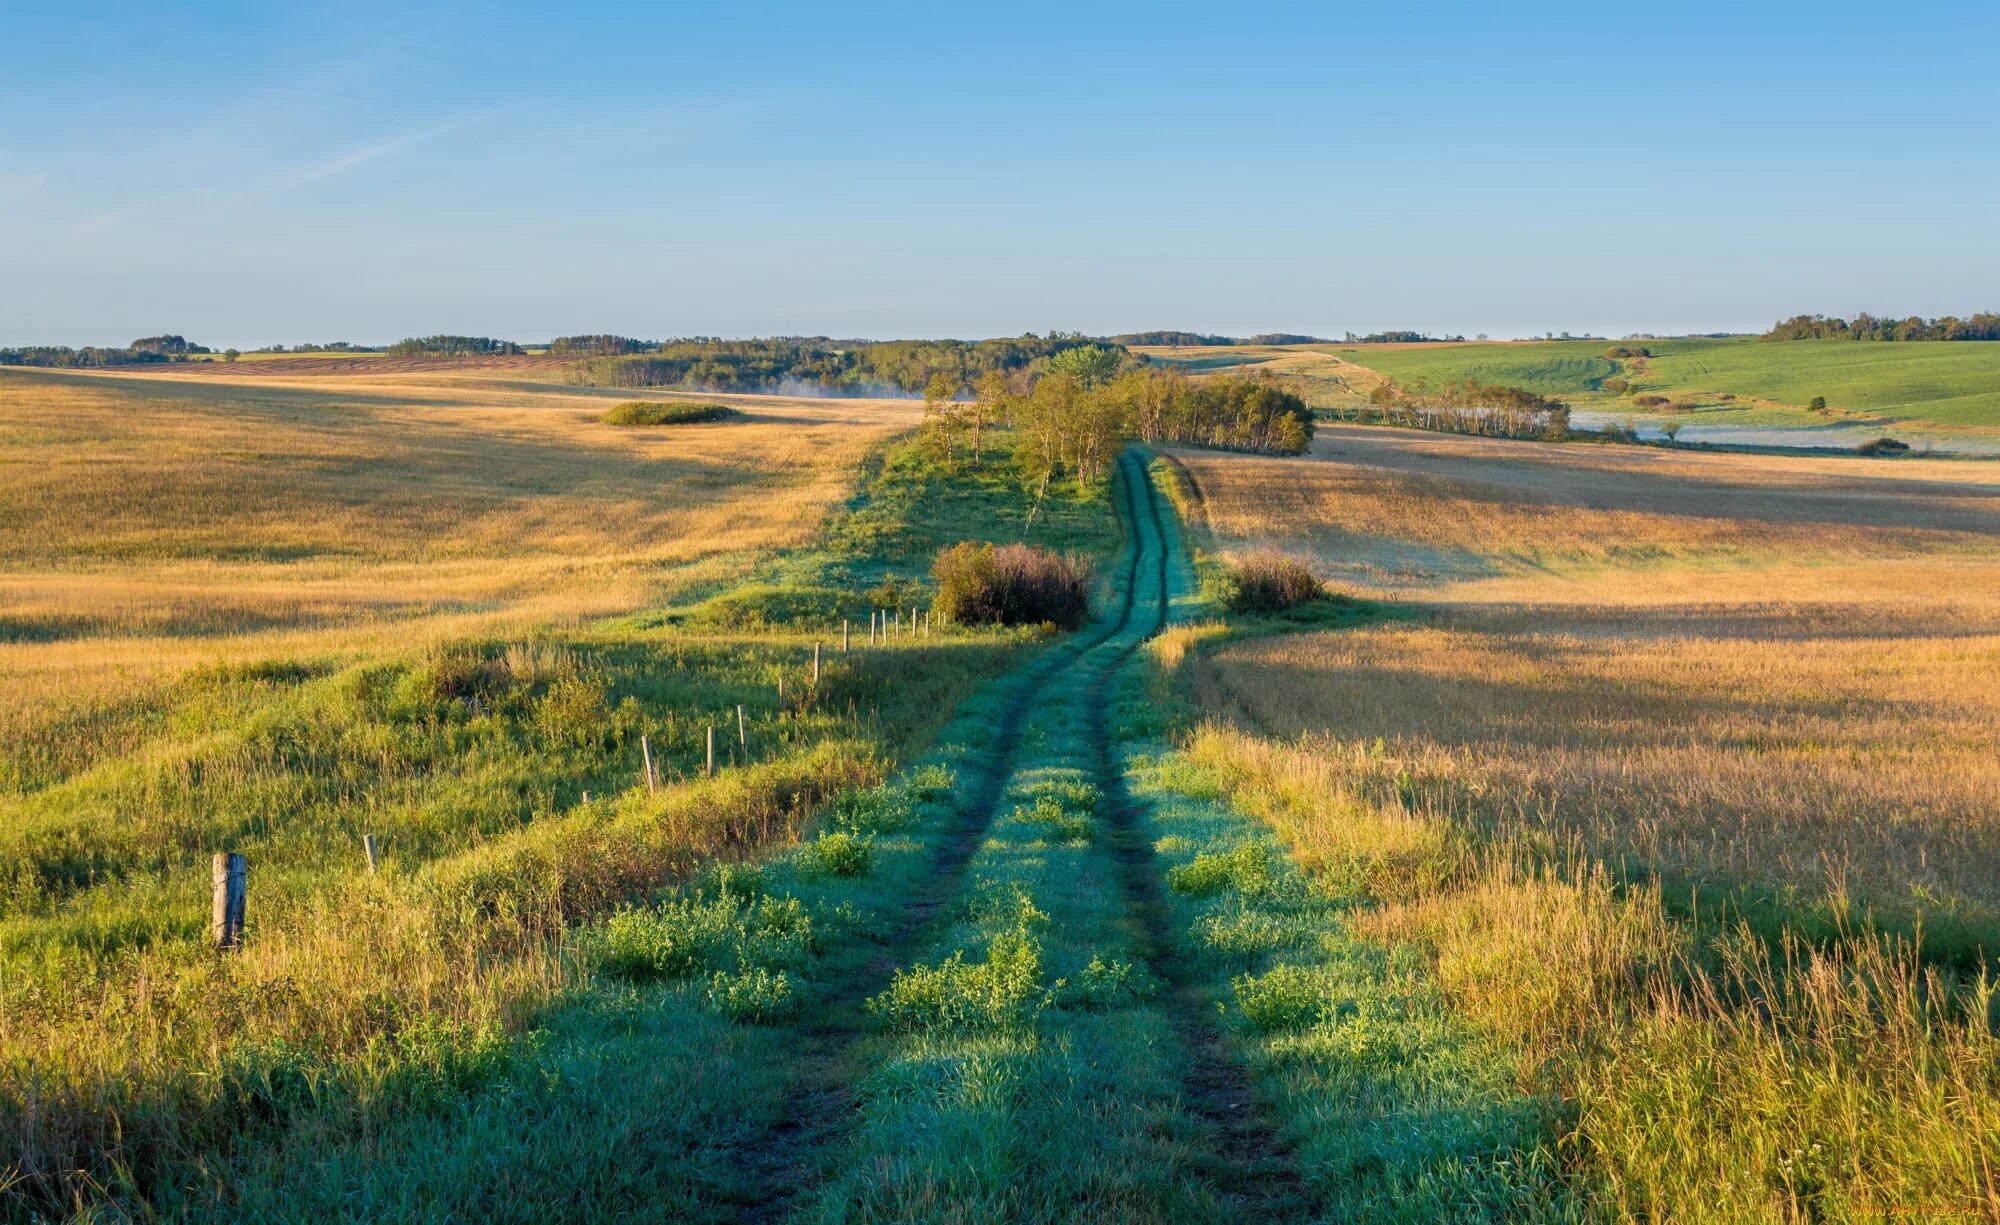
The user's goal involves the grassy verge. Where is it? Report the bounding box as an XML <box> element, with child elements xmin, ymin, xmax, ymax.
<box><xmin>800</xmin><ymin>452</ymin><xmax>1251</xmax><ymax>1220</ymax></box>
<box><xmin>1131</xmin><ymin>481</ymin><xmax>2000</xmax><ymax>1218</ymax></box>
<box><xmin>0</xmin><ymin>429</ymin><xmax>1117</xmax><ymax>1219</ymax></box>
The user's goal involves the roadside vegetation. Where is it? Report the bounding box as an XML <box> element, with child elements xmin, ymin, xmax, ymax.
<box><xmin>1151</xmin><ymin>428</ymin><xmax>2000</xmax><ymax>1218</ymax></box>
<box><xmin>0</xmin><ymin>360</ymin><xmax>1119</xmax><ymax>1216</ymax></box>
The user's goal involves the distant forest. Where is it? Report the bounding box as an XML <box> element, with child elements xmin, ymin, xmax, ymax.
<box><xmin>567</xmin><ymin>334</ymin><xmax>1115</xmax><ymax>395</ymax></box>
<box><xmin>0</xmin><ymin>334</ymin><xmax>209</xmax><ymax>367</ymax></box>
<box><xmin>1107</xmin><ymin>331</ymin><xmax>1332</xmax><ymax>347</ymax></box>
<box><xmin>1763</xmin><ymin>312</ymin><xmax>2000</xmax><ymax>342</ymax></box>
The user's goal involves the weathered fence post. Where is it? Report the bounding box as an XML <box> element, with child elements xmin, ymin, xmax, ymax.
<box><xmin>813</xmin><ymin>642</ymin><xmax>821</xmax><ymax>685</ymax></box>
<box><xmin>362</xmin><ymin>834</ymin><xmax>378</xmax><ymax>875</ymax></box>
<box><xmin>641</xmin><ymin>733</ymin><xmax>657</xmax><ymax>793</ymax></box>
<box><xmin>706</xmin><ymin>725</ymin><xmax>715</xmax><ymax>776</ymax></box>
<box><xmin>843</xmin><ymin>619</ymin><xmax>850</xmax><ymax>653</ymax></box>
<box><xmin>211</xmin><ymin>852</ymin><xmax>246</xmax><ymax>950</ymax></box>
<box><xmin>737</xmin><ymin>703</ymin><xmax>747</xmax><ymax>748</ymax></box>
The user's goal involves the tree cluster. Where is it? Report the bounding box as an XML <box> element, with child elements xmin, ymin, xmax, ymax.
<box><xmin>1340</xmin><ymin>330</ymin><xmax>1466</xmax><ymax>343</ymax></box>
<box><xmin>1347</xmin><ymin>377</ymin><xmax>1571</xmax><ymax>440</ymax></box>
<box><xmin>567</xmin><ymin>334</ymin><xmax>1114</xmax><ymax>396</ymax></box>
<box><xmin>0</xmin><ymin>336</ymin><xmax>216</xmax><ymax>367</ymax></box>
<box><xmin>385</xmin><ymin>335</ymin><xmax>524</xmax><ymax>356</ymax></box>
<box><xmin>548</xmin><ymin>334</ymin><xmax>650</xmax><ymax>355</ymax></box>
<box><xmin>1762</xmin><ymin>312</ymin><xmax>2000</xmax><ymax>342</ymax></box>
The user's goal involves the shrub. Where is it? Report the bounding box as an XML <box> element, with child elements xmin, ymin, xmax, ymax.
<box><xmin>1601</xmin><ymin>377</ymin><xmax>1631</xmax><ymax>395</ymax></box>
<box><xmin>1233</xmin><ymin>964</ymin><xmax>1340</xmax><ymax>1032</ymax></box>
<box><xmin>1061</xmin><ymin>956</ymin><xmax>1155</xmax><ymax>1010</ymax></box>
<box><xmin>1168</xmin><ymin>843</ymin><xmax>1275</xmax><ymax>897</ymax></box>
<box><xmin>706</xmin><ymin>968</ymin><xmax>802</xmax><ymax>1023</ymax></box>
<box><xmin>1807</xmin><ymin>395</ymin><xmax>1828</xmax><ymax>412</ymax></box>
<box><xmin>1018</xmin><ymin>796</ymin><xmax>1091</xmax><ymax>845</ymax></box>
<box><xmin>867</xmin><ymin>927</ymin><xmax>1052</xmax><ymax>1032</ymax></box>
<box><xmin>1632</xmin><ymin>393</ymin><xmax>1671</xmax><ymax>408</ymax></box>
<box><xmin>589</xmin><ymin>893</ymin><xmax>816</xmax><ymax>981</ymax></box>
<box><xmin>1857</xmin><ymin>436</ymin><xmax>1911</xmax><ymax>456</ymax></box>
<box><xmin>602</xmin><ymin>401</ymin><xmax>735</xmax><ymax>426</ymax></box>
<box><xmin>932</xmin><ymin>542</ymin><xmax>1093</xmax><ymax>629</ymax></box>
<box><xmin>1228</xmin><ymin>553</ymin><xmax>1324</xmax><ymax>613</ymax></box>
<box><xmin>804</xmin><ymin>831</ymin><xmax>873</xmax><ymax>877</ymax></box>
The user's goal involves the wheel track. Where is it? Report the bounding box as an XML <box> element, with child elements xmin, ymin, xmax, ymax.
<box><xmin>1085</xmin><ymin>450</ymin><xmax>1311</xmax><ymax>1222</ymax></box>
<box><xmin>734</xmin><ymin>455</ymin><xmax>1152</xmax><ymax>1223</ymax></box>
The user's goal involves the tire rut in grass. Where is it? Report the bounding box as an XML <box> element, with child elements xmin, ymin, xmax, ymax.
<box><xmin>732</xmin><ymin>461</ymin><xmax>1150</xmax><ymax>1223</ymax></box>
<box><xmin>1087</xmin><ymin>451</ymin><xmax>1312</xmax><ymax>1221</ymax></box>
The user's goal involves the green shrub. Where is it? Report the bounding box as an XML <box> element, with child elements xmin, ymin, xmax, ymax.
<box><xmin>1233</xmin><ymin>964</ymin><xmax>1337</xmax><ymax>1032</ymax></box>
<box><xmin>828</xmin><ymin>787</ymin><xmax>917</xmax><ymax>835</ymax></box>
<box><xmin>534</xmin><ymin>675</ymin><xmax>610</xmax><ymax>749</ymax></box>
<box><xmin>706</xmin><ymin>967</ymin><xmax>802</xmax><ymax>1023</ymax></box>
<box><xmin>905</xmin><ymin>763</ymin><xmax>957</xmax><ymax>801</ymax></box>
<box><xmin>1227</xmin><ymin>553</ymin><xmax>1324</xmax><ymax>613</ymax></box>
<box><xmin>1018</xmin><ymin>796</ymin><xmax>1091</xmax><ymax>845</ymax></box>
<box><xmin>805</xmin><ymin>831</ymin><xmax>873</xmax><ymax>877</ymax></box>
<box><xmin>685</xmin><ymin>583</ymin><xmax>849</xmax><ymax>630</ymax></box>
<box><xmin>590</xmin><ymin>893</ymin><xmax>816</xmax><ymax>981</ymax></box>
<box><xmin>1062</xmin><ymin>955</ymin><xmax>1154</xmax><ymax>1010</ymax></box>
<box><xmin>867</xmin><ymin>927</ymin><xmax>1052</xmax><ymax>1032</ymax></box>
<box><xmin>932</xmin><ymin>541</ymin><xmax>1093</xmax><ymax>629</ymax></box>
<box><xmin>1807</xmin><ymin>395</ymin><xmax>1828</xmax><ymax>412</ymax></box>
<box><xmin>602</xmin><ymin>401</ymin><xmax>735</xmax><ymax>426</ymax></box>
<box><xmin>1857</xmin><ymin>436</ymin><xmax>1910</xmax><ymax>456</ymax></box>
<box><xmin>1168</xmin><ymin>844</ymin><xmax>1274</xmax><ymax>898</ymax></box>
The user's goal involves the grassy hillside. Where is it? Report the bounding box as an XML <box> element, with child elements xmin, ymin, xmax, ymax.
<box><xmin>0</xmin><ymin>362</ymin><xmax>1121</xmax><ymax>1216</ymax></box>
<box><xmin>1322</xmin><ymin>336</ymin><xmax>2000</xmax><ymax>434</ymax></box>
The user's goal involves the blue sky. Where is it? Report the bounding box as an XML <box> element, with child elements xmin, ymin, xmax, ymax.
<box><xmin>3</xmin><ymin>1</ymin><xmax>1996</xmax><ymax>345</ymax></box>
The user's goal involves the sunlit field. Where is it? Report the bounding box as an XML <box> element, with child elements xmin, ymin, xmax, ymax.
<box><xmin>0</xmin><ymin>364</ymin><xmax>917</xmax><ymax>764</ymax></box>
<box><xmin>1155</xmin><ymin>425</ymin><xmax>2000</xmax><ymax>1215</ymax></box>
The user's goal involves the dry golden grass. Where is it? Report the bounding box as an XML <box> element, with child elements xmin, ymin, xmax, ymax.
<box><xmin>1157</xmin><ymin>428</ymin><xmax>2000</xmax><ymax>1214</ymax></box>
<box><xmin>1169</xmin><ymin>426</ymin><xmax>2000</xmax><ymax>944</ymax></box>
<box><xmin>0</xmin><ymin>365</ymin><xmax>917</xmax><ymax>745</ymax></box>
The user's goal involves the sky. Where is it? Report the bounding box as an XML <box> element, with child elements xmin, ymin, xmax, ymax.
<box><xmin>3</xmin><ymin>1</ymin><xmax>1997</xmax><ymax>346</ymax></box>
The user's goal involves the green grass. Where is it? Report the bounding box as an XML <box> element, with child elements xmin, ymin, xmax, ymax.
<box><xmin>0</xmin><ymin>427</ymin><xmax>1121</xmax><ymax>1219</ymax></box>
<box><xmin>1326</xmin><ymin>337</ymin><xmax>2000</xmax><ymax>433</ymax></box>
<box><xmin>602</xmin><ymin>400</ymin><xmax>736</xmax><ymax>425</ymax></box>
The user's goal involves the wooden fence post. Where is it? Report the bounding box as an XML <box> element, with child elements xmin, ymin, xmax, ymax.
<box><xmin>737</xmin><ymin>703</ymin><xmax>747</xmax><ymax>748</ymax></box>
<box><xmin>212</xmin><ymin>852</ymin><xmax>246</xmax><ymax>950</ymax></box>
<box><xmin>843</xmin><ymin>619</ymin><xmax>850</xmax><ymax>653</ymax></box>
<box><xmin>813</xmin><ymin>642</ymin><xmax>821</xmax><ymax>685</ymax></box>
<box><xmin>641</xmin><ymin>734</ymin><xmax>657</xmax><ymax>793</ymax></box>
<box><xmin>362</xmin><ymin>834</ymin><xmax>378</xmax><ymax>875</ymax></box>
<box><xmin>707</xmin><ymin>725</ymin><xmax>715</xmax><ymax>776</ymax></box>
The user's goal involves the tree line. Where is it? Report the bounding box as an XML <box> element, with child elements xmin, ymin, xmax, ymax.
<box><xmin>1324</xmin><ymin>377</ymin><xmax>1571</xmax><ymax>440</ymax></box>
<box><xmin>1105</xmin><ymin>331</ymin><xmax>1331</xmax><ymax>347</ymax></box>
<box><xmin>385</xmin><ymin>336</ymin><xmax>525</xmax><ymax>356</ymax></box>
<box><xmin>1763</xmin><ymin>312</ymin><xmax>2000</xmax><ymax>342</ymax></box>
<box><xmin>1</xmin><ymin>334</ymin><xmax>210</xmax><ymax>367</ymax></box>
<box><xmin>921</xmin><ymin>357</ymin><xmax>1314</xmax><ymax>498</ymax></box>
<box><xmin>566</xmin><ymin>334</ymin><xmax>1113</xmax><ymax>395</ymax></box>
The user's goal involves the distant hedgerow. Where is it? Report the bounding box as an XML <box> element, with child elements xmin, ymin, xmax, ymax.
<box><xmin>932</xmin><ymin>542</ymin><xmax>1093</xmax><ymax>629</ymax></box>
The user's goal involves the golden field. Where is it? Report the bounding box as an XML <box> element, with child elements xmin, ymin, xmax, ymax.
<box><xmin>0</xmin><ymin>364</ymin><xmax>917</xmax><ymax>768</ymax></box>
<box><xmin>1157</xmin><ymin>425</ymin><xmax>2000</xmax><ymax>1215</ymax></box>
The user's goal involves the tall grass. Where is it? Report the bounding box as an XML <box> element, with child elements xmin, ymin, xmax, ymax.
<box><xmin>0</xmin><ymin>404</ymin><xmax>1114</xmax><ymax>1216</ymax></box>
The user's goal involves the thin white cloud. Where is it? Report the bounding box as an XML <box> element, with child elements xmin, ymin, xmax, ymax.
<box><xmin>267</xmin><ymin>118</ymin><xmax>472</xmax><ymax>193</ymax></box>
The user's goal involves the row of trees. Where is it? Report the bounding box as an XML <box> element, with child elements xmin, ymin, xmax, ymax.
<box><xmin>1763</xmin><ymin>312</ymin><xmax>2000</xmax><ymax>342</ymax></box>
<box><xmin>385</xmin><ymin>336</ymin><xmax>524</xmax><ymax>356</ymax></box>
<box><xmin>921</xmin><ymin>361</ymin><xmax>1314</xmax><ymax>494</ymax></box>
<box><xmin>1331</xmin><ymin>377</ymin><xmax>1571</xmax><ymax>440</ymax></box>
<box><xmin>1105</xmin><ymin>331</ymin><xmax>1330</xmax><ymax>347</ymax></box>
<box><xmin>567</xmin><ymin>334</ymin><xmax>1115</xmax><ymax>395</ymax></box>
<box><xmin>1</xmin><ymin>335</ymin><xmax>209</xmax><ymax>367</ymax></box>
